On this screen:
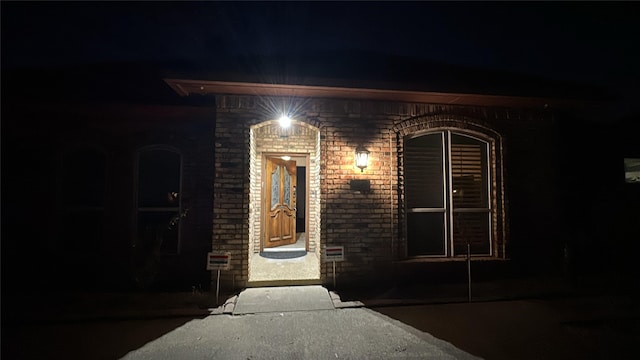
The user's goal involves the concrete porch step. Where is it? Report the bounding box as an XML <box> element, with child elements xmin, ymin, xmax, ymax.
<box><xmin>232</xmin><ymin>285</ymin><xmax>336</xmax><ymax>315</ymax></box>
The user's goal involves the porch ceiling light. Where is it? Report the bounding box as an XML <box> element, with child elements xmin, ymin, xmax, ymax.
<box><xmin>355</xmin><ymin>147</ymin><xmax>369</xmax><ymax>172</ymax></box>
<box><xmin>278</xmin><ymin>114</ymin><xmax>291</xmax><ymax>128</ymax></box>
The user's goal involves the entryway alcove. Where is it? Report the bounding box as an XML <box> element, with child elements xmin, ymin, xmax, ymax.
<box><xmin>248</xmin><ymin>119</ymin><xmax>321</xmax><ymax>284</ymax></box>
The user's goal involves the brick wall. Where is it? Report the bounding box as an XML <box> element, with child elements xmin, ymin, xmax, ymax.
<box><xmin>318</xmin><ymin>106</ymin><xmax>398</xmax><ymax>283</ymax></box>
<box><xmin>213</xmin><ymin>94</ymin><xmax>555</xmax><ymax>287</ymax></box>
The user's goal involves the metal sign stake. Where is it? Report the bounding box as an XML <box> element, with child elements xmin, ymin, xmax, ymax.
<box><xmin>216</xmin><ymin>269</ymin><xmax>221</xmax><ymax>305</ymax></box>
<box><xmin>207</xmin><ymin>252</ymin><xmax>231</xmax><ymax>306</ymax></box>
<box><xmin>467</xmin><ymin>243</ymin><xmax>472</xmax><ymax>303</ymax></box>
<box><xmin>333</xmin><ymin>261</ymin><xmax>337</xmax><ymax>289</ymax></box>
<box><xmin>324</xmin><ymin>246</ymin><xmax>343</xmax><ymax>290</ymax></box>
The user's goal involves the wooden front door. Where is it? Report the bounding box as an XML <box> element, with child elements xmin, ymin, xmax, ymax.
<box><xmin>264</xmin><ymin>157</ymin><xmax>297</xmax><ymax>248</ymax></box>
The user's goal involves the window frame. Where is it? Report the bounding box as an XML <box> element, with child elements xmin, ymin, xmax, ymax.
<box><xmin>404</xmin><ymin>128</ymin><xmax>496</xmax><ymax>259</ymax></box>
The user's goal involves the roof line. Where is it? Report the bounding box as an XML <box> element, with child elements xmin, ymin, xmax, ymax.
<box><xmin>164</xmin><ymin>78</ymin><xmax>578</xmax><ymax>109</ymax></box>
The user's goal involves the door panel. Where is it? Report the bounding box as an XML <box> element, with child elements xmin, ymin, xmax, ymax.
<box><xmin>264</xmin><ymin>157</ymin><xmax>297</xmax><ymax>248</ymax></box>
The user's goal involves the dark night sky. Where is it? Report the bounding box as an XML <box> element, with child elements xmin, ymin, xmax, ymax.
<box><xmin>3</xmin><ymin>1</ymin><xmax>640</xmax><ymax>114</ymax></box>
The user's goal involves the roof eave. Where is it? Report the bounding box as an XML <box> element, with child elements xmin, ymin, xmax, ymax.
<box><xmin>164</xmin><ymin>78</ymin><xmax>580</xmax><ymax>109</ymax></box>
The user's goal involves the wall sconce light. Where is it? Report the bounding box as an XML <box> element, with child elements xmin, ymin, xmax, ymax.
<box><xmin>355</xmin><ymin>147</ymin><xmax>369</xmax><ymax>172</ymax></box>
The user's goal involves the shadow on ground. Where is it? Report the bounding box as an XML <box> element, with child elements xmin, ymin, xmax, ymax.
<box><xmin>373</xmin><ymin>298</ymin><xmax>640</xmax><ymax>360</ymax></box>
<box><xmin>2</xmin><ymin>316</ymin><xmax>204</xmax><ymax>360</ymax></box>
<box><xmin>333</xmin><ymin>276</ymin><xmax>640</xmax><ymax>360</ymax></box>
<box><xmin>1</xmin><ymin>291</ymin><xmax>214</xmax><ymax>360</ymax></box>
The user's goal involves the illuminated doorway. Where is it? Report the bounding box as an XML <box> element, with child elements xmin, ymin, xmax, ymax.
<box><xmin>248</xmin><ymin>120</ymin><xmax>321</xmax><ymax>284</ymax></box>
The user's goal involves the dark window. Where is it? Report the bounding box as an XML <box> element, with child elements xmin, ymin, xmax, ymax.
<box><xmin>138</xmin><ymin>150</ymin><xmax>181</xmax><ymax>208</ymax></box>
<box><xmin>405</xmin><ymin>131</ymin><xmax>491</xmax><ymax>257</ymax></box>
<box><xmin>136</xmin><ymin>148</ymin><xmax>182</xmax><ymax>254</ymax></box>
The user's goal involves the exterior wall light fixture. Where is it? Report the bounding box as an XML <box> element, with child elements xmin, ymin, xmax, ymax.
<box><xmin>355</xmin><ymin>147</ymin><xmax>369</xmax><ymax>172</ymax></box>
<box><xmin>278</xmin><ymin>114</ymin><xmax>291</xmax><ymax>128</ymax></box>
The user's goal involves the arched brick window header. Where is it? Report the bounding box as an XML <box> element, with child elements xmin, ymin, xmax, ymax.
<box><xmin>394</xmin><ymin>114</ymin><xmax>502</xmax><ymax>142</ymax></box>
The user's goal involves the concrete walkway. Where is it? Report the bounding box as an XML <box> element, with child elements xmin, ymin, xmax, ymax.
<box><xmin>122</xmin><ymin>286</ymin><xmax>479</xmax><ymax>360</ymax></box>
<box><xmin>6</xmin><ymin>281</ymin><xmax>637</xmax><ymax>359</ymax></box>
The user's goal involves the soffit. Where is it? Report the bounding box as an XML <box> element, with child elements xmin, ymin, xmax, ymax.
<box><xmin>164</xmin><ymin>78</ymin><xmax>582</xmax><ymax>109</ymax></box>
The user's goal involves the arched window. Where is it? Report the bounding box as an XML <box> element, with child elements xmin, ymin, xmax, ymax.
<box><xmin>404</xmin><ymin>130</ymin><xmax>493</xmax><ymax>257</ymax></box>
<box><xmin>136</xmin><ymin>147</ymin><xmax>182</xmax><ymax>254</ymax></box>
